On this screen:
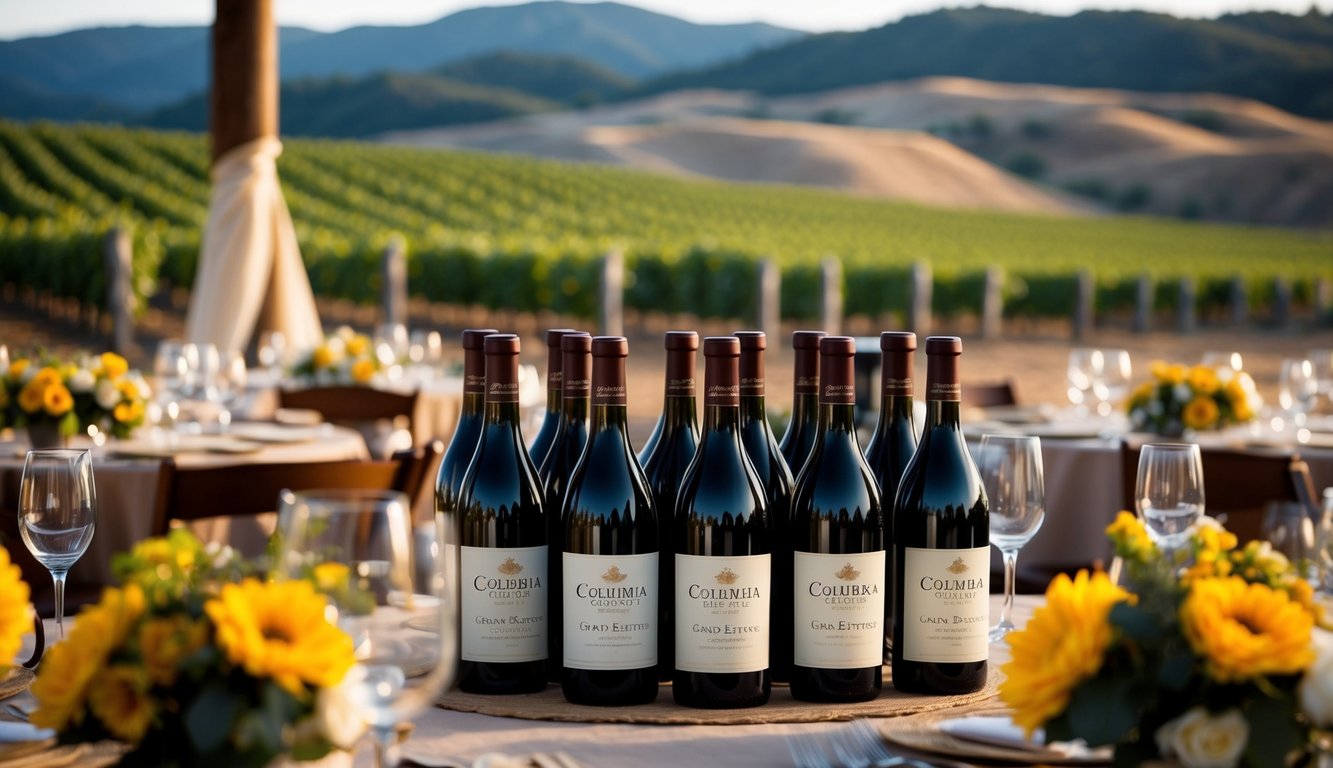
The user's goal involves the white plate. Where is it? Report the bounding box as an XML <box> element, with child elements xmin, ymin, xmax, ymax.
<box><xmin>228</xmin><ymin>422</ymin><xmax>328</xmax><ymax>444</ymax></box>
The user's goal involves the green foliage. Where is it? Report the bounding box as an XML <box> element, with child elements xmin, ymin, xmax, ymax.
<box><xmin>0</xmin><ymin>120</ymin><xmax>1329</xmax><ymax>323</ymax></box>
<box><xmin>1005</xmin><ymin>151</ymin><xmax>1047</xmax><ymax>179</ymax></box>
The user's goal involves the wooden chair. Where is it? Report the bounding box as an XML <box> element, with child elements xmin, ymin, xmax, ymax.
<box><xmin>1118</xmin><ymin>442</ymin><xmax>1315</xmax><ymax>544</ymax></box>
<box><xmin>277</xmin><ymin>386</ymin><xmax>420</xmax><ymax>453</ymax></box>
<box><xmin>150</xmin><ymin>441</ymin><xmax>443</xmax><ymax>548</ymax></box>
<box><xmin>964</xmin><ymin>378</ymin><xmax>1019</xmax><ymax>408</ymax></box>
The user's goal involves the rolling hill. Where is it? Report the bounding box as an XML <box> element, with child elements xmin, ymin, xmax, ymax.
<box><xmin>643</xmin><ymin>6</ymin><xmax>1333</xmax><ymax>120</ymax></box>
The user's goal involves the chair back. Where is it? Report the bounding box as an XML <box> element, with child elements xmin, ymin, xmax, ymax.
<box><xmin>1119</xmin><ymin>441</ymin><xmax>1309</xmax><ymax>544</ymax></box>
<box><xmin>277</xmin><ymin>386</ymin><xmax>419</xmax><ymax>444</ymax></box>
<box><xmin>964</xmin><ymin>378</ymin><xmax>1019</xmax><ymax>408</ymax></box>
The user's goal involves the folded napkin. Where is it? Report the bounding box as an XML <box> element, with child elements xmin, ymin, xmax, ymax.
<box><xmin>939</xmin><ymin>716</ymin><xmax>1110</xmax><ymax>760</ymax></box>
<box><xmin>0</xmin><ymin>721</ymin><xmax>54</xmax><ymax>743</ymax></box>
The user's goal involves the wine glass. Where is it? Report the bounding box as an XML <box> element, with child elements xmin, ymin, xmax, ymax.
<box><xmin>1201</xmin><ymin>351</ymin><xmax>1243</xmax><ymax>373</ymax></box>
<box><xmin>1278</xmin><ymin>358</ymin><xmax>1318</xmax><ymax>425</ymax></box>
<box><xmin>18</xmin><ymin>449</ymin><xmax>96</xmax><ymax>638</ymax></box>
<box><xmin>1067</xmin><ymin>348</ymin><xmax>1097</xmax><ymax>414</ymax></box>
<box><xmin>975</xmin><ymin>434</ymin><xmax>1045</xmax><ymax>642</ymax></box>
<box><xmin>1093</xmin><ymin>348</ymin><xmax>1132</xmax><ymax>417</ymax></box>
<box><xmin>257</xmin><ymin>331</ymin><xmax>287</xmax><ymax>385</ymax></box>
<box><xmin>276</xmin><ymin>490</ymin><xmax>455</xmax><ymax>768</ymax></box>
<box><xmin>215</xmin><ymin>350</ymin><xmax>249</xmax><ymax>428</ymax></box>
<box><xmin>1263</xmin><ymin>501</ymin><xmax>1319</xmax><ymax>586</ymax></box>
<box><xmin>1135</xmin><ymin>443</ymin><xmax>1205</xmax><ymax>555</ymax></box>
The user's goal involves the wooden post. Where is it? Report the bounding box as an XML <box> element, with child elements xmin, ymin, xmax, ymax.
<box><xmin>821</xmin><ymin>257</ymin><xmax>842</xmax><ymax>335</ymax></box>
<box><xmin>104</xmin><ymin>227</ymin><xmax>133</xmax><ymax>355</ymax></box>
<box><xmin>910</xmin><ymin>261</ymin><xmax>932</xmax><ymax>335</ymax></box>
<box><xmin>981</xmin><ymin>266</ymin><xmax>1003</xmax><ymax>339</ymax></box>
<box><xmin>1133</xmin><ymin>273</ymin><xmax>1152</xmax><ymax>333</ymax></box>
<box><xmin>1230</xmin><ymin>275</ymin><xmax>1247</xmax><ymax>327</ymax></box>
<box><xmin>1177</xmin><ymin>277</ymin><xmax>1196</xmax><ymax>335</ymax></box>
<box><xmin>1073</xmin><ymin>270</ymin><xmax>1094</xmax><ymax>341</ymax></box>
<box><xmin>1273</xmin><ymin>277</ymin><xmax>1292</xmax><ymax>328</ymax></box>
<box><xmin>757</xmin><ymin>258</ymin><xmax>780</xmax><ymax>340</ymax></box>
<box><xmin>212</xmin><ymin>0</ymin><xmax>277</xmax><ymax>162</ymax></box>
<box><xmin>381</xmin><ymin>235</ymin><xmax>407</xmax><ymax>328</ymax></box>
<box><xmin>1316</xmin><ymin>277</ymin><xmax>1332</xmax><ymax>326</ymax></box>
<box><xmin>600</xmin><ymin>249</ymin><xmax>623</xmax><ymax>337</ymax></box>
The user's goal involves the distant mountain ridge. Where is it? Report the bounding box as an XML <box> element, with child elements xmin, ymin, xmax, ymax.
<box><xmin>643</xmin><ymin>6</ymin><xmax>1333</xmax><ymax>119</ymax></box>
<box><xmin>0</xmin><ymin>2</ymin><xmax>800</xmax><ymax>113</ymax></box>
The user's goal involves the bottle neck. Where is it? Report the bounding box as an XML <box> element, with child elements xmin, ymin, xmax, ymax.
<box><xmin>739</xmin><ymin>394</ymin><xmax>768</xmax><ymax>424</ymax></box>
<box><xmin>790</xmin><ymin>392</ymin><xmax>819</xmax><ymax>422</ymax></box>
<box><xmin>591</xmin><ymin>403</ymin><xmax>630</xmax><ymax>432</ymax></box>
<box><xmin>818</xmin><ymin>403</ymin><xmax>859</xmax><ymax>434</ymax></box>
<box><xmin>874</xmin><ymin>394</ymin><xmax>914</xmax><ymax>432</ymax></box>
<box><xmin>661</xmin><ymin>395</ymin><xmax>698</xmax><ymax>428</ymax></box>
<box><xmin>924</xmin><ymin>399</ymin><xmax>961</xmax><ymax>430</ymax></box>
<box><xmin>460</xmin><ymin>391</ymin><xmax>485</xmax><ymax>416</ymax></box>
<box><xmin>702</xmin><ymin>403</ymin><xmax>741</xmax><ymax>433</ymax></box>
<box><xmin>562</xmin><ymin>394</ymin><xmax>589</xmax><ymax>424</ymax></box>
<box><xmin>484</xmin><ymin>400</ymin><xmax>524</xmax><ymax>426</ymax></box>
<box><xmin>544</xmin><ymin>388</ymin><xmax>562</xmax><ymax>416</ymax></box>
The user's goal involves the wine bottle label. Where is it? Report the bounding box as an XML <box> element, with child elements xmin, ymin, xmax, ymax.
<box><xmin>548</xmin><ymin>371</ymin><xmax>562</xmax><ymax>390</ymax></box>
<box><xmin>674</xmin><ymin>553</ymin><xmax>770</xmax><ymax>674</ymax></box>
<box><xmin>900</xmin><ymin>546</ymin><xmax>989</xmax><ymax>663</ymax></box>
<box><xmin>740</xmin><ymin>375</ymin><xmax>763</xmax><ymax>395</ymax></box>
<box><xmin>565</xmin><ymin>375</ymin><xmax>591</xmax><ymax>396</ymax></box>
<box><xmin>563</xmin><ymin>551</ymin><xmax>658</xmax><ymax>670</ymax></box>
<box><xmin>666</xmin><ymin>377</ymin><xmax>695</xmax><ymax>396</ymax></box>
<box><xmin>460</xmin><ymin>545</ymin><xmax>548</xmax><ymax>663</ymax></box>
<box><xmin>793</xmin><ymin>550</ymin><xmax>886</xmax><ymax>669</ymax></box>
<box><xmin>705</xmin><ymin>383</ymin><xmax>739</xmax><ymax>407</ymax></box>
<box><xmin>488</xmin><ymin>380</ymin><xmax>520</xmax><ymax>403</ymax></box>
<box><xmin>794</xmin><ymin>375</ymin><xmax>818</xmax><ymax>395</ymax></box>
<box><xmin>821</xmin><ymin>382</ymin><xmax>855</xmax><ymax>405</ymax></box>
<box><xmin>465</xmin><ymin>373</ymin><xmax>486</xmax><ymax>394</ymax></box>
<box><xmin>883</xmin><ymin>376</ymin><xmax>912</xmax><ymax>397</ymax></box>
<box><xmin>593</xmin><ymin>383</ymin><xmax>626</xmax><ymax>406</ymax></box>
<box><xmin>927</xmin><ymin>382</ymin><xmax>961</xmax><ymax>401</ymax></box>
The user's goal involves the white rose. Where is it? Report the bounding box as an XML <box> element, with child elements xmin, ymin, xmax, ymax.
<box><xmin>1174</xmin><ymin>384</ymin><xmax>1193</xmax><ymax>402</ymax></box>
<box><xmin>316</xmin><ymin>664</ymin><xmax>368</xmax><ymax>750</ymax></box>
<box><xmin>95</xmin><ymin>378</ymin><xmax>121</xmax><ymax>409</ymax></box>
<box><xmin>1300</xmin><ymin>630</ymin><xmax>1333</xmax><ymax>727</ymax></box>
<box><xmin>68</xmin><ymin>368</ymin><xmax>96</xmax><ymax>393</ymax></box>
<box><xmin>1154</xmin><ymin>707</ymin><xmax>1247</xmax><ymax>768</ymax></box>
<box><xmin>19</xmin><ymin>364</ymin><xmax>36</xmax><ymax>383</ymax></box>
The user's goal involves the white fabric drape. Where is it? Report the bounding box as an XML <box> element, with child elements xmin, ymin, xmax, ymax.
<box><xmin>185</xmin><ymin>137</ymin><xmax>322</xmax><ymax>355</ymax></box>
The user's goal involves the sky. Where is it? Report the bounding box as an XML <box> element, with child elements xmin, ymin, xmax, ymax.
<box><xmin>0</xmin><ymin>0</ymin><xmax>1329</xmax><ymax>40</ymax></box>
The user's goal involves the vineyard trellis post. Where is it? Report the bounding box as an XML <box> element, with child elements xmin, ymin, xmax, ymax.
<box><xmin>1133</xmin><ymin>274</ymin><xmax>1152</xmax><ymax>333</ymax></box>
<box><xmin>820</xmin><ymin>258</ymin><xmax>842</xmax><ymax>335</ymax></box>
<box><xmin>1073</xmin><ymin>270</ymin><xmax>1093</xmax><ymax>341</ymax></box>
<box><xmin>910</xmin><ymin>261</ymin><xmax>932</xmax><ymax>335</ymax></box>
<box><xmin>1177</xmin><ymin>277</ymin><xmax>1197</xmax><ymax>334</ymax></box>
<box><xmin>600</xmin><ymin>249</ymin><xmax>623</xmax><ymax>337</ymax></box>
<box><xmin>1316</xmin><ymin>278</ymin><xmax>1332</xmax><ymax>325</ymax></box>
<box><xmin>104</xmin><ymin>227</ymin><xmax>134</xmax><ymax>356</ymax></box>
<box><xmin>758</xmin><ymin>258</ymin><xmax>780</xmax><ymax>341</ymax></box>
<box><xmin>381</xmin><ymin>235</ymin><xmax>407</xmax><ymax>328</ymax></box>
<box><xmin>1273</xmin><ymin>277</ymin><xmax>1292</xmax><ymax>328</ymax></box>
<box><xmin>981</xmin><ymin>266</ymin><xmax>1003</xmax><ymax>339</ymax></box>
<box><xmin>1230</xmin><ymin>276</ymin><xmax>1248</xmax><ymax>327</ymax></box>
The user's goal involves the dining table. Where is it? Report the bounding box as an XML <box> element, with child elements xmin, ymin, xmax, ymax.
<box><xmin>0</xmin><ymin>423</ymin><xmax>370</xmax><ymax>594</ymax></box>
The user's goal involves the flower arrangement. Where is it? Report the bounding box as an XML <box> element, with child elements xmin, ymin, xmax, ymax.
<box><xmin>290</xmin><ymin>327</ymin><xmax>383</xmax><ymax>386</ymax></box>
<box><xmin>0</xmin><ymin>546</ymin><xmax>34</xmax><ymax>670</ymax></box>
<box><xmin>1001</xmin><ymin>512</ymin><xmax>1331</xmax><ymax>767</ymax></box>
<box><xmin>1126</xmin><ymin>361</ymin><xmax>1260</xmax><ymax>435</ymax></box>
<box><xmin>1</xmin><ymin>351</ymin><xmax>150</xmax><ymax>441</ymax></box>
<box><xmin>30</xmin><ymin>530</ymin><xmax>365</xmax><ymax>767</ymax></box>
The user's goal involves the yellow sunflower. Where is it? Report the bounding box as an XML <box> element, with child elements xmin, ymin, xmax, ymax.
<box><xmin>311</xmin><ymin>345</ymin><xmax>335</xmax><ymax>370</ymax></box>
<box><xmin>1106</xmin><ymin>511</ymin><xmax>1153</xmax><ymax>561</ymax></box>
<box><xmin>1182</xmin><ymin>396</ymin><xmax>1220</xmax><ymax>430</ymax></box>
<box><xmin>7</xmin><ymin>359</ymin><xmax>30</xmax><ymax>381</ymax></box>
<box><xmin>1180</xmin><ymin>576</ymin><xmax>1313</xmax><ymax>683</ymax></box>
<box><xmin>30</xmin><ymin>585</ymin><xmax>146</xmax><ymax>730</ymax></box>
<box><xmin>1129</xmin><ymin>381</ymin><xmax>1155</xmax><ymax>408</ymax></box>
<box><xmin>32</xmin><ymin>367</ymin><xmax>62</xmax><ymax>388</ymax></box>
<box><xmin>0</xmin><ymin>548</ymin><xmax>33</xmax><ymax>668</ymax></box>
<box><xmin>1001</xmin><ymin>571</ymin><xmax>1133</xmax><ymax>736</ymax></box>
<box><xmin>139</xmin><ymin>616</ymin><xmax>209</xmax><ymax>687</ymax></box>
<box><xmin>43</xmin><ymin>383</ymin><xmax>74</xmax><ymax>418</ymax></box>
<box><xmin>1186</xmin><ymin>366</ymin><xmax>1220</xmax><ymax>395</ymax></box>
<box><xmin>18</xmin><ymin>380</ymin><xmax>46</xmax><ymax>413</ymax></box>
<box><xmin>98</xmin><ymin>352</ymin><xmax>129</xmax><ymax>379</ymax></box>
<box><xmin>88</xmin><ymin>665</ymin><xmax>155</xmax><ymax>743</ymax></box>
<box><xmin>205</xmin><ymin>578</ymin><xmax>355</xmax><ymax>696</ymax></box>
<box><xmin>345</xmin><ymin>335</ymin><xmax>369</xmax><ymax>358</ymax></box>
<box><xmin>350</xmin><ymin>358</ymin><xmax>376</xmax><ymax>384</ymax></box>
<box><xmin>113</xmin><ymin>399</ymin><xmax>144</xmax><ymax>424</ymax></box>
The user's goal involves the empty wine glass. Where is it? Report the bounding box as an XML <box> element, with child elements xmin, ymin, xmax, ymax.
<box><xmin>975</xmin><ymin>434</ymin><xmax>1045</xmax><ymax>642</ymax></box>
<box><xmin>18</xmin><ymin>449</ymin><xmax>96</xmax><ymax>638</ymax></box>
<box><xmin>1067</xmin><ymin>348</ymin><xmax>1097</xmax><ymax>413</ymax></box>
<box><xmin>1093</xmin><ymin>348</ymin><xmax>1132</xmax><ymax>417</ymax></box>
<box><xmin>276</xmin><ymin>490</ymin><xmax>455</xmax><ymax>768</ymax></box>
<box><xmin>1135</xmin><ymin>443</ymin><xmax>1205</xmax><ymax>555</ymax></box>
<box><xmin>215</xmin><ymin>350</ymin><xmax>249</xmax><ymax>428</ymax></box>
<box><xmin>1263</xmin><ymin>501</ymin><xmax>1319</xmax><ymax>586</ymax></box>
<box><xmin>1279</xmin><ymin>358</ymin><xmax>1318</xmax><ymax>425</ymax></box>
<box><xmin>258</xmin><ymin>331</ymin><xmax>287</xmax><ymax>384</ymax></box>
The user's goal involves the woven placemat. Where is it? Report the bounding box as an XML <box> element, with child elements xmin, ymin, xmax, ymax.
<box><xmin>437</xmin><ymin>666</ymin><xmax>1002</xmax><ymax>725</ymax></box>
<box><xmin>0</xmin><ymin>667</ymin><xmax>35</xmax><ymax>701</ymax></box>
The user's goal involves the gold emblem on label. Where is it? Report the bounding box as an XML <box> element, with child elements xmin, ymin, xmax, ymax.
<box><xmin>498</xmin><ymin>557</ymin><xmax>523</xmax><ymax>575</ymax></box>
<box><xmin>601</xmin><ymin>566</ymin><xmax>628</xmax><ymax>583</ymax></box>
<box><xmin>946</xmin><ymin>557</ymin><xmax>968</xmax><ymax>575</ymax></box>
<box><xmin>835</xmin><ymin>563</ymin><xmax>860</xmax><ymax>581</ymax></box>
<box><xmin>715</xmin><ymin>568</ymin><xmax>739</xmax><ymax>585</ymax></box>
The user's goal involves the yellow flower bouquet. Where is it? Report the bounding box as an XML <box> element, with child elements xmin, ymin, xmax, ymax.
<box><xmin>0</xmin><ymin>546</ymin><xmax>35</xmax><ymax>671</ymax></box>
<box><xmin>290</xmin><ymin>326</ymin><xmax>384</xmax><ymax>386</ymax></box>
<box><xmin>30</xmin><ymin>530</ymin><xmax>363</xmax><ymax>767</ymax></box>
<box><xmin>1001</xmin><ymin>512</ymin><xmax>1331</xmax><ymax>767</ymax></box>
<box><xmin>1</xmin><ymin>351</ymin><xmax>150</xmax><ymax>442</ymax></box>
<box><xmin>1126</xmin><ymin>361</ymin><xmax>1260</xmax><ymax>436</ymax></box>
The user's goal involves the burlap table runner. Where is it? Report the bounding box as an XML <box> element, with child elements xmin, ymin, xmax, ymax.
<box><xmin>437</xmin><ymin>666</ymin><xmax>1002</xmax><ymax>725</ymax></box>
<box><xmin>0</xmin><ymin>667</ymin><xmax>34</xmax><ymax>701</ymax></box>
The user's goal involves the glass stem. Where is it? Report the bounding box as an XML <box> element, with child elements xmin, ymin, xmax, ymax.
<box><xmin>1001</xmin><ymin>549</ymin><xmax>1019</xmax><ymax>628</ymax></box>
<box><xmin>51</xmin><ymin>570</ymin><xmax>66</xmax><ymax>639</ymax></box>
<box><xmin>371</xmin><ymin>724</ymin><xmax>396</xmax><ymax>768</ymax></box>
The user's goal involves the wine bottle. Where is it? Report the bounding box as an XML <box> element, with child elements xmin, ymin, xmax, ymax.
<box><xmin>456</xmin><ymin>334</ymin><xmax>548</xmax><ymax>694</ymax></box>
<box><xmin>638</xmin><ymin>330</ymin><xmax>700</xmax><ymax>681</ymax></box>
<box><xmin>863</xmin><ymin>331</ymin><xmax>917</xmax><ymax>663</ymax></box>
<box><xmin>529</xmin><ymin>328</ymin><xmax>577</xmax><ymax>469</ymax></box>
<box><xmin>435</xmin><ymin>328</ymin><xmax>498</xmax><ymax>639</ymax></box>
<box><xmin>778</xmin><ymin>330</ymin><xmax>826</xmax><ymax>480</ymax></box>
<box><xmin>673</xmin><ymin>337</ymin><xmax>771</xmax><ymax>709</ymax></box>
<box><xmin>789</xmin><ymin>336</ymin><xmax>885</xmax><ymax>703</ymax></box>
<box><xmin>734</xmin><ymin>330</ymin><xmax>795</xmax><ymax>684</ymax></box>
<box><xmin>539</xmin><ymin>331</ymin><xmax>592</xmax><ymax>683</ymax></box>
<box><xmin>561</xmin><ymin>336</ymin><xmax>659</xmax><ymax>706</ymax></box>
<box><xmin>892</xmin><ymin>336</ymin><xmax>989</xmax><ymax>695</ymax></box>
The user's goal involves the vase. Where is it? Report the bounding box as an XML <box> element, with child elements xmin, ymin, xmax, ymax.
<box><xmin>25</xmin><ymin>422</ymin><xmax>66</xmax><ymax>449</ymax></box>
